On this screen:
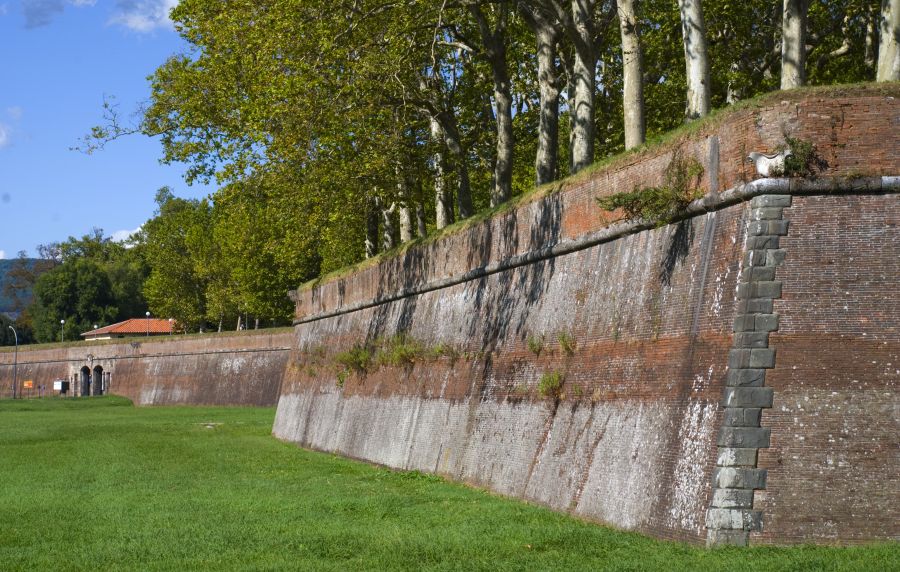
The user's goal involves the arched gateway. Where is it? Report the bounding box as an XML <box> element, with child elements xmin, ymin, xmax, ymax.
<box><xmin>92</xmin><ymin>365</ymin><xmax>104</xmax><ymax>396</ymax></box>
<box><xmin>79</xmin><ymin>366</ymin><xmax>91</xmax><ymax>396</ymax></box>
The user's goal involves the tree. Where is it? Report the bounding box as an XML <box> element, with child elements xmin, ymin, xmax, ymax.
<box><xmin>879</xmin><ymin>0</ymin><xmax>900</xmax><ymax>81</ymax></box>
<box><xmin>617</xmin><ymin>0</ymin><xmax>645</xmax><ymax>148</ymax></box>
<box><xmin>781</xmin><ymin>0</ymin><xmax>809</xmax><ymax>89</ymax></box>
<box><xmin>140</xmin><ymin>188</ymin><xmax>210</xmax><ymax>331</ymax></box>
<box><xmin>678</xmin><ymin>0</ymin><xmax>711</xmax><ymax>118</ymax></box>
<box><xmin>30</xmin><ymin>259</ymin><xmax>118</xmax><ymax>343</ymax></box>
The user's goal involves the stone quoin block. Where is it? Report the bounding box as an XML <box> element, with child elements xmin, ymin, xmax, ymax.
<box><xmin>726</xmin><ymin>368</ymin><xmax>766</xmax><ymax>387</ymax></box>
<box><xmin>766</xmin><ymin>249</ymin><xmax>788</xmax><ymax>266</ymax></box>
<box><xmin>734</xmin><ymin>332</ymin><xmax>770</xmax><ymax>349</ymax></box>
<box><xmin>714</xmin><ymin>467</ymin><xmax>768</xmax><ymax>490</ymax></box>
<box><xmin>751</xmin><ymin>207</ymin><xmax>785</xmax><ymax>221</ymax></box>
<box><xmin>735</xmin><ymin>298</ymin><xmax>776</xmax><ymax>315</ymax></box>
<box><xmin>746</xmin><ymin>235</ymin><xmax>780</xmax><ymax>250</ymax></box>
<box><xmin>707</xmin><ymin>508</ymin><xmax>764</xmax><ymax>531</ymax></box>
<box><xmin>749</xmin><ymin>348</ymin><xmax>776</xmax><ymax>369</ymax></box>
<box><xmin>749</xmin><ymin>266</ymin><xmax>777</xmax><ymax>282</ymax></box>
<box><xmin>729</xmin><ymin>349</ymin><xmax>752</xmax><ymax>369</ymax></box>
<box><xmin>706</xmin><ymin>529</ymin><xmax>749</xmax><ymax>547</ymax></box>
<box><xmin>722</xmin><ymin>408</ymin><xmax>763</xmax><ymax>427</ymax></box>
<box><xmin>725</xmin><ymin>368</ymin><xmax>766</xmax><ymax>387</ymax></box>
<box><xmin>766</xmin><ymin>220</ymin><xmax>790</xmax><ymax>235</ymax></box>
<box><xmin>733</xmin><ymin>314</ymin><xmax>756</xmax><ymax>332</ymax></box>
<box><xmin>751</xmin><ymin>194</ymin><xmax>792</xmax><ymax>208</ymax></box>
<box><xmin>722</xmin><ymin>386</ymin><xmax>774</xmax><ymax>408</ymax></box>
<box><xmin>718</xmin><ymin>426</ymin><xmax>770</xmax><ymax>448</ymax></box>
<box><xmin>744</xmin><ymin>250</ymin><xmax>769</xmax><ymax>267</ymax></box>
<box><xmin>716</xmin><ymin>447</ymin><xmax>759</xmax><ymax>467</ymax></box>
<box><xmin>753</xmin><ymin>281</ymin><xmax>783</xmax><ymax>299</ymax></box>
<box><xmin>710</xmin><ymin>488</ymin><xmax>755</xmax><ymax>508</ymax></box>
<box><xmin>754</xmin><ymin>313</ymin><xmax>779</xmax><ymax>332</ymax></box>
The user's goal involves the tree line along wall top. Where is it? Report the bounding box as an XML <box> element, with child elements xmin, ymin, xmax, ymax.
<box><xmin>290</xmin><ymin>86</ymin><xmax>900</xmax><ymax>322</ymax></box>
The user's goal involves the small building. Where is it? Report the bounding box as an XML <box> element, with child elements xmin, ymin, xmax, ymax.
<box><xmin>81</xmin><ymin>318</ymin><xmax>175</xmax><ymax>341</ymax></box>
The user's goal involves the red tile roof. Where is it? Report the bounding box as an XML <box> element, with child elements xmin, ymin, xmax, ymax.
<box><xmin>81</xmin><ymin>318</ymin><xmax>176</xmax><ymax>337</ymax></box>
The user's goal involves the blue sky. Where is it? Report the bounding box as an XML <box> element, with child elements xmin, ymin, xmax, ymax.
<box><xmin>0</xmin><ymin>0</ymin><xmax>211</xmax><ymax>258</ymax></box>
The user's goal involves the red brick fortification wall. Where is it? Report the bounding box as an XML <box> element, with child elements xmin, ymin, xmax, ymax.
<box><xmin>276</xmin><ymin>87</ymin><xmax>899</xmax><ymax>547</ymax></box>
<box><xmin>0</xmin><ymin>331</ymin><xmax>292</xmax><ymax>406</ymax></box>
<box><xmin>753</xmin><ymin>194</ymin><xmax>900</xmax><ymax>544</ymax></box>
<box><xmin>276</xmin><ymin>204</ymin><xmax>747</xmax><ymax>544</ymax></box>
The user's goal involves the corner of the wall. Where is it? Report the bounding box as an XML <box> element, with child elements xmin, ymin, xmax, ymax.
<box><xmin>706</xmin><ymin>193</ymin><xmax>792</xmax><ymax>547</ymax></box>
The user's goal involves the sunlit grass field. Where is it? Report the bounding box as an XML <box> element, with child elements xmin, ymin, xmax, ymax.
<box><xmin>0</xmin><ymin>397</ymin><xmax>896</xmax><ymax>571</ymax></box>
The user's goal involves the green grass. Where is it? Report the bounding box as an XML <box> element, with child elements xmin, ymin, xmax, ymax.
<box><xmin>0</xmin><ymin>398</ymin><xmax>896</xmax><ymax>571</ymax></box>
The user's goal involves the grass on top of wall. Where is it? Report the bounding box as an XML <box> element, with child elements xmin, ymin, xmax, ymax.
<box><xmin>0</xmin><ymin>397</ymin><xmax>896</xmax><ymax>571</ymax></box>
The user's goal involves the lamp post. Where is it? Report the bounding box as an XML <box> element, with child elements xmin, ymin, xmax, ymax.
<box><xmin>146</xmin><ymin>311</ymin><xmax>150</xmax><ymax>337</ymax></box>
<box><xmin>60</xmin><ymin>319</ymin><xmax>65</xmax><ymax>343</ymax></box>
<box><xmin>168</xmin><ymin>318</ymin><xmax>174</xmax><ymax>335</ymax></box>
<box><xmin>8</xmin><ymin>325</ymin><xmax>17</xmax><ymax>399</ymax></box>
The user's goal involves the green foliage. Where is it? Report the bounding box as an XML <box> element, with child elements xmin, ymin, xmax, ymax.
<box><xmin>527</xmin><ymin>335</ymin><xmax>544</xmax><ymax>356</ymax></box>
<box><xmin>336</xmin><ymin>369</ymin><xmax>347</xmax><ymax>389</ymax></box>
<box><xmin>375</xmin><ymin>334</ymin><xmax>425</xmax><ymax>368</ymax></box>
<box><xmin>334</xmin><ymin>345</ymin><xmax>373</xmax><ymax>374</ymax></box>
<box><xmin>780</xmin><ymin>136</ymin><xmax>829</xmax><ymax>178</ymax></box>
<box><xmin>557</xmin><ymin>331</ymin><xmax>577</xmax><ymax>357</ymax></box>
<box><xmin>538</xmin><ymin>371</ymin><xmax>565</xmax><ymax>398</ymax></box>
<box><xmin>429</xmin><ymin>343</ymin><xmax>461</xmax><ymax>363</ymax></box>
<box><xmin>596</xmin><ymin>153</ymin><xmax>704</xmax><ymax>225</ymax></box>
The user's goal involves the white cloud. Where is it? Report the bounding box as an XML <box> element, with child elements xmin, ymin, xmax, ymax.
<box><xmin>111</xmin><ymin>226</ymin><xmax>142</xmax><ymax>244</ymax></box>
<box><xmin>0</xmin><ymin>123</ymin><xmax>10</xmax><ymax>148</ymax></box>
<box><xmin>0</xmin><ymin>251</ymin><xmax>6</xmax><ymax>260</ymax></box>
<box><xmin>110</xmin><ymin>0</ymin><xmax>178</xmax><ymax>33</ymax></box>
<box><xmin>69</xmin><ymin>0</ymin><xmax>97</xmax><ymax>5</ymax></box>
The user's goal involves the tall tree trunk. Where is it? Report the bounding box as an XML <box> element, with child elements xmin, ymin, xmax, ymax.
<box><xmin>380</xmin><ymin>198</ymin><xmax>397</xmax><ymax>252</ymax></box>
<box><xmin>617</xmin><ymin>0</ymin><xmax>645</xmax><ymax>149</ymax></box>
<box><xmin>365</xmin><ymin>195</ymin><xmax>379</xmax><ymax>258</ymax></box>
<box><xmin>430</xmin><ymin>118</ymin><xmax>454</xmax><ymax>230</ymax></box>
<box><xmin>865</xmin><ymin>5</ymin><xmax>878</xmax><ymax>69</ymax></box>
<box><xmin>878</xmin><ymin>0</ymin><xmax>900</xmax><ymax>81</ymax></box>
<box><xmin>678</xmin><ymin>0</ymin><xmax>710</xmax><ymax>118</ymax></box>
<box><xmin>471</xmin><ymin>4</ymin><xmax>514</xmax><ymax>206</ymax></box>
<box><xmin>570</xmin><ymin>0</ymin><xmax>596</xmax><ymax>172</ymax></box>
<box><xmin>781</xmin><ymin>0</ymin><xmax>808</xmax><ymax>89</ymax></box>
<box><xmin>434</xmin><ymin>112</ymin><xmax>472</xmax><ymax>218</ymax></box>
<box><xmin>416</xmin><ymin>201</ymin><xmax>427</xmax><ymax>238</ymax></box>
<box><xmin>397</xmin><ymin>168</ymin><xmax>413</xmax><ymax>243</ymax></box>
<box><xmin>522</xmin><ymin>6</ymin><xmax>561</xmax><ymax>186</ymax></box>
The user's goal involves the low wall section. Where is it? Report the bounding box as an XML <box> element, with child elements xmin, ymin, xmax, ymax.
<box><xmin>274</xmin><ymin>87</ymin><xmax>899</xmax><ymax>546</ymax></box>
<box><xmin>0</xmin><ymin>331</ymin><xmax>292</xmax><ymax>406</ymax></box>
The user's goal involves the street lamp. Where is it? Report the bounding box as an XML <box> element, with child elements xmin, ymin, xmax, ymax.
<box><xmin>168</xmin><ymin>318</ymin><xmax>174</xmax><ymax>335</ymax></box>
<box><xmin>8</xmin><ymin>325</ymin><xmax>17</xmax><ymax>399</ymax></box>
<box><xmin>60</xmin><ymin>319</ymin><xmax>65</xmax><ymax>343</ymax></box>
<box><xmin>146</xmin><ymin>311</ymin><xmax>151</xmax><ymax>337</ymax></box>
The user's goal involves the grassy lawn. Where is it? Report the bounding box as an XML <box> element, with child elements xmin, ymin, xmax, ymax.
<box><xmin>0</xmin><ymin>397</ymin><xmax>895</xmax><ymax>571</ymax></box>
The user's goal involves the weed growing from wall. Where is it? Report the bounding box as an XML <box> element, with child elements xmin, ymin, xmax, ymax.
<box><xmin>376</xmin><ymin>334</ymin><xmax>425</xmax><ymax>368</ymax></box>
<box><xmin>335</xmin><ymin>345</ymin><xmax>373</xmax><ymax>373</ymax></box>
<box><xmin>596</xmin><ymin>151</ymin><xmax>704</xmax><ymax>225</ymax></box>
<box><xmin>527</xmin><ymin>335</ymin><xmax>544</xmax><ymax>356</ymax></box>
<box><xmin>778</xmin><ymin>136</ymin><xmax>829</xmax><ymax>178</ymax></box>
<box><xmin>538</xmin><ymin>371</ymin><xmax>564</xmax><ymax>398</ymax></box>
<box><xmin>557</xmin><ymin>331</ymin><xmax>577</xmax><ymax>356</ymax></box>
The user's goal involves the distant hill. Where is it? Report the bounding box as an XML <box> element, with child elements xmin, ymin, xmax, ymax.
<box><xmin>0</xmin><ymin>258</ymin><xmax>38</xmax><ymax>319</ymax></box>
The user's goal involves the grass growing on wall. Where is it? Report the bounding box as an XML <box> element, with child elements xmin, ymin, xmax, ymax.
<box><xmin>0</xmin><ymin>397</ymin><xmax>896</xmax><ymax>571</ymax></box>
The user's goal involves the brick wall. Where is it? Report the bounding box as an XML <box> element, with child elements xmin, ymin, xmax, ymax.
<box><xmin>0</xmin><ymin>331</ymin><xmax>292</xmax><ymax>406</ymax></box>
<box><xmin>277</xmin><ymin>87</ymin><xmax>899</xmax><ymax>546</ymax></box>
